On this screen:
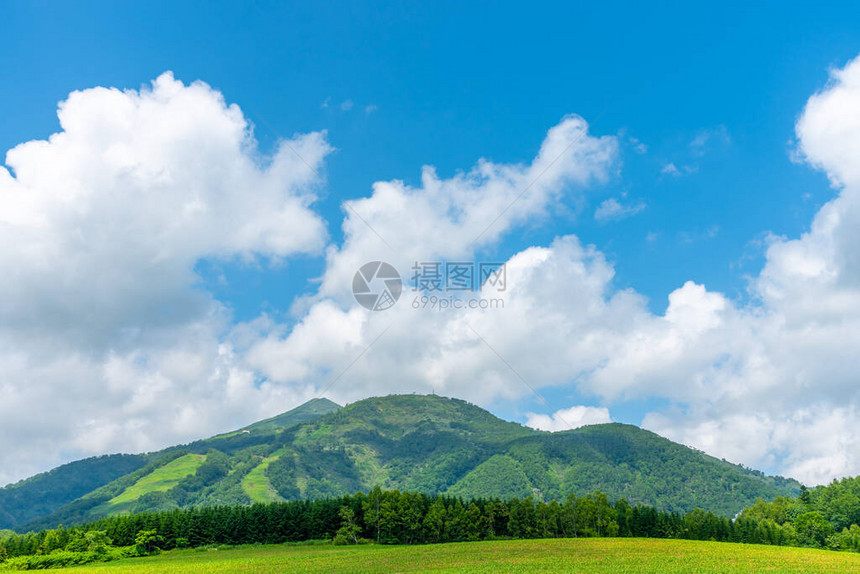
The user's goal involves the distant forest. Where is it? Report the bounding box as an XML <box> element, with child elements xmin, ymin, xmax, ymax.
<box><xmin>2</xmin><ymin>476</ymin><xmax>860</xmax><ymax>569</ymax></box>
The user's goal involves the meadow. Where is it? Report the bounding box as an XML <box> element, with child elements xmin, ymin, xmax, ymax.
<box><xmin>106</xmin><ymin>455</ymin><xmax>206</xmax><ymax>506</ymax></box>
<box><xmin>54</xmin><ymin>538</ymin><xmax>860</xmax><ymax>573</ymax></box>
<box><xmin>240</xmin><ymin>449</ymin><xmax>286</xmax><ymax>504</ymax></box>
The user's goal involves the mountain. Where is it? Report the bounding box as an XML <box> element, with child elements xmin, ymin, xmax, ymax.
<box><xmin>0</xmin><ymin>454</ymin><xmax>148</xmax><ymax>530</ymax></box>
<box><xmin>2</xmin><ymin>395</ymin><xmax>800</xmax><ymax>532</ymax></box>
<box><xmin>0</xmin><ymin>398</ymin><xmax>339</xmax><ymax>531</ymax></box>
<box><xmin>236</xmin><ymin>397</ymin><xmax>340</xmax><ymax>434</ymax></box>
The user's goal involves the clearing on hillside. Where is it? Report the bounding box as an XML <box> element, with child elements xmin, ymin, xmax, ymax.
<box><xmin>240</xmin><ymin>449</ymin><xmax>286</xmax><ymax>504</ymax></box>
<box><xmin>106</xmin><ymin>454</ymin><xmax>206</xmax><ymax>511</ymax></box>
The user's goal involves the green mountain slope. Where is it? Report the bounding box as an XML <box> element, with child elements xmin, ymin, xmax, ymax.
<box><xmin>458</xmin><ymin>423</ymin><xmax>798</xmax><ymax>517</ymax></box>
<box><xmin>9</xmin><ymin>395</ymin><xmax>800</xmax><ymax>532</ymax></box>
<box><xmin>0</xmin><ymin>454</ymin><xmax>148</xmax><ymax>530</ymax></box>
<box><xmin>266</xmin><ymin>394</ymin><xmax>536</xmax><ymax>499</ymax></box>
<box><xmin>11</xmin><ymin>399</ymin><xmax>340</xmax><ymax>531</ymax></box>
<box><xmin>239</xmin><ymin>398</ymin><xmax>340</xmax><ymax>434</ymax></box>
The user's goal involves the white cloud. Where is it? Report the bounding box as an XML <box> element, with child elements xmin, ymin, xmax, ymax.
<box><xmin>7</xmin><ymin>56</ymin><xmax>860</xmax><ymax>490</ymax></box>
<box><xmin>586</xmin><ymin>55</ymin><xmax>860</xmax><ymax>484</ymax></box>
<box><xmin>245</xmin><ymin>54</ymin><xmax>860</xmax><ymax>486</ymax></box>
<box><xmin>678</xmin><ymin>225</ymin><xmax>720</xmax><ymax>244</ymax></box>
<box><xmin>661</xmin><ymin>162</ymin><xmax>698</xmax><ymax>177</ymax></box>
<box><xmin>619</xmin><ymin>131</ymin><xmax>647</xmax><ymax>154</ymax></box>
<box><xmin>240</xmin><ymin>54</ymin><xmax>860</xmax><ymax>486</ymax></box>
<box><xmin>594</xmin><ymin>197</ymin><xmax>646</xmax><ymax>221</ymax></box>
<box><xmin>340</xmin><ymin>99</ymin><xmax>354</xmax><ymax>111</ymax></box>
<box><xmin>0</xmin><ymin>72</ymin><xmax>329</xmax><ymax>346</ymax></box>
<box><xmin>630</xmin><ymin>137</ymin><xmax>648</xmax><ymax>154</ymax></box>
<box><xmin>308</xmin><ymin>114</ymin><xmax>617</xmax><ymax>307</ymax></box>
<box><xmin>690</xmin><ymin>125</ymin><xmax>730</xmax><ymax>155</ymax></box>
<box><xmin>243</xmin><ymin>115</ymin><xmax>621</xmax><ymax>402</ymax></box>
<box><xmin>244</xmin><ymin>234</ymin><xmax>646</xmax><ymax>406</ymax></box>
<box><xmin>0</xmin><ymin>97</ymin><xmax>619</xmax><ymax>485</ymax></box>
<box><xmin>658</xmin><ymin>126</ymin><xmax>728</xmax><ymax>180</ymax></box>
<box><xmin>526</xmin><ymin>405</ymin><xmax>612</xmax><ymax>431</ymax></box>
<box><xmin>661</xmin><ymin>162</ymin><xmax>681</xmax><ymax>176</ymax></box>
<box><xmin>0</xmin><ymin>72</ymin><xmax>330</xmax><ymax>485</ymax></box>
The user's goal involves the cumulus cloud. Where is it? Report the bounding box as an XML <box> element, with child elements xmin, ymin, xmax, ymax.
<box><xmin>0</xmin><ymin>93</ymin><xmax>619</xmax><ymax>485</ymax></box>
<box><xmin>247</xmin><ymin>54</ymin><xmax>860</xmax><ymax>486</ymax></box>
<box><xmin>6</xmin><ymin>56</ymin><xmax>860</xmax><ymax>489</ymax></box>
<box><xmin>795</xmin><ymin>59</ymin><xmax>860</xmax><ymax>188</ymax></box>
<box><xmin>244</xmin><ymin>234</ymin><xmax>645</xmax><ymax>406</ymax></box>
<box><xmin>526</xmin><ymin>405</ymin><xmax>612</xmax><ymax>431</ymax></box>
<box><xmin>0</xmin><ymin>72</ymin><xmax>330</xmax><ymax>344</ymax></box>
<box><xmin>310</xmin><ymin>114</ymin><xmax>617</xmax><ymax>306</ymax></box>
<box><xmin>240</xmin><ymin>54</ymin><xmax>860</xmax><ymax>486</ymax></box>
<box><xmin>0</xmin><ymin>72</ymin><xmax>330</xmax><ymax>485</ymax></box>
<box><xmin>242</xmin><ymin>116</ymin><xmax>621</xmax><ymax>402</ymax></box>
<box><xmin>605</xmin><ymin>55</ymin><xmax>860</xmax><ymax>484</ymax></box>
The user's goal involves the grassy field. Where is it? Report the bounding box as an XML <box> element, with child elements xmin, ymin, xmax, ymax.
<box><xmin>107</xmin><ymin>454</ymin><xmax>206</xmax><ymax>506</ymax></box>
<box><xmin>240</xmin><ymin>450</ymin><xmax>285</xmax><ymax>504</ymax></box>
<box><xmin>55</xmin><ymin>538</ymin><xmax>860</xmax><ymax>573</ymax></box>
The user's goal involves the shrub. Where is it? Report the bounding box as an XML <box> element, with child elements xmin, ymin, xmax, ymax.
<box><xmin>4</xmin><ymin>550</ymin><xmax>108</xmax><ymax>570</ymax></box>
<box><xmin>133</xmin><ymin>530</ymin><xmax>164</xmax><ymax>556</ymax></box>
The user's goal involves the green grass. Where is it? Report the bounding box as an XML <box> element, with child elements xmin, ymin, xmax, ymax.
<box><xmin>241</xmin><ymin>450</ymin><xmax>285</xmax><ymax>504</ymax></box>
<box><xmin>106</xmin><ymin>454</ymin><xmax>206</xmax><ymax>506</ymax></box>
<box><xmin>51</xmin><ymin>538</ymin><xmax>860</xmax><ymax>573</ymax></box>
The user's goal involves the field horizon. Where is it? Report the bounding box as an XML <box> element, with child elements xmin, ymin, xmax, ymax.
<box><xmin>27</xmin><ymin>538</ymin><xmax>860</xmax><ymax>574</ymax></box>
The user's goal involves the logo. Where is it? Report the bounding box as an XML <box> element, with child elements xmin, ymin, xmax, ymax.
<box><xmin>352</xmin><ymin>261</ymin><xmax>403</xmax><ymax>311</ymax></box>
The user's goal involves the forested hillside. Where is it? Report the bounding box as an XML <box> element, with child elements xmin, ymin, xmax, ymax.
<box><xmin>460</xmin><ymin>424</ymin><xmax>796</xmax><ymax>517</ymax></box>
<box><xmin>4</xmin><ymin>395</ymin><xmax>800</xmax><ymax>532</ymax></box>
<box><xmin>0</xmin><ymin>455</ymin><xmax>148</xmax><ymax>530</ymax></box>
<box><xmin>737</xmin><ymin>476</ymin><xmax>860</xmax><ymax>550</ymax></box>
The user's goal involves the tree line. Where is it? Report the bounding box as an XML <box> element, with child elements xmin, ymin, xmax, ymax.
<box><xmin>2</xmin><ymin>482</ymin><xmax>860</xmax><ymax>568</ymax></box>
<box><xmin>736</xmin><ymin>477</ymin><xmax>860</xmax><ymax>552</ymax></box>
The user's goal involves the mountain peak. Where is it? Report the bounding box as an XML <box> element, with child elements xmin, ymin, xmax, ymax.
<box><xmin>3</xmin><ymin>393</ymin><xmax>800</xmax><ymax>532</ymax></box>
<box><xmin>240</xmin><ymin>397</ymin><xmax>341</xmax><ymax>434</ymax></box>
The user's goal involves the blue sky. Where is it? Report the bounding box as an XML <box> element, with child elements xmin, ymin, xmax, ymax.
<box><xmin>4</xmin><ymin>1</ymin><xmax>857</xmax><ymax>317</ymax></box>
<box><xmin>3</xmin><ymin>1</ymin><xmax>860</xmax><ymax>485</ymax></box>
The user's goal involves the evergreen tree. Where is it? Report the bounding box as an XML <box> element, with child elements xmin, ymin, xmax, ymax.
<box><xmin>423</xmin><ymin>498</ymin><xmax>447</xmax><ymax>543</ymax></box>
<box><xmin>362</xmin><ymin>487</ymin><xmax>384</xmax><ymax>544</ymax></box>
